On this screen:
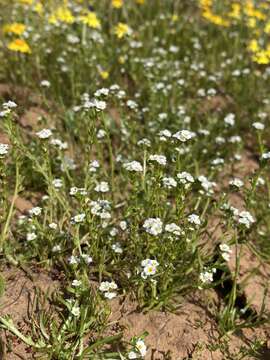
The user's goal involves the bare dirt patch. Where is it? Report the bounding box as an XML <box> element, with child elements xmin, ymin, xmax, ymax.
<box><xmin>0</xmin><ymin>266</ymin><xmax>58</xmax><ymax>360</ymax></box>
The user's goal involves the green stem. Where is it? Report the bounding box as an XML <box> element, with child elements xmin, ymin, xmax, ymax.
<box><xmin>0</xmin><ymin>162</ymin><xmax>20</xmax><ymax>250</ymax></box>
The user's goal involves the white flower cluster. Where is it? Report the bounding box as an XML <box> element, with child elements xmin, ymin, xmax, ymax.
<box><xmin>123</xmin><ymin>161</ymin><xmax>143</xmax><ymax>172</ymax></box>
<box><xmin>99</xmin><ymin>280</ymin><xmax>118</xmax><ymax>299</ymax></box>
<box><xmin>162</xmin><ymin>177</ymin><xmax>177</xmax><ymax>189</ymax></box>
<box><xmin>198</xmin><ymin>175</ymin><xmax>216</xmax><ymax>195</ymax></box>
<box><xmin>173</xmin><ymin>129</ymin><xmax>196</xmax><ymax>142</ymax></box>
<box><xmin>70</xmin><ymin>187</ymin><xmax>87</xmax><ymax>196</ymax></box>
<box><xmin>128</xmin><ymin>339</ymin><xmax>147</xmax><ymax>359</ymax></box>
<box><xmin>141</xmin><ymin>259</ymin><xmax>159</xmax><ymax>279</ymax></box>
<box><xmin>229</xmin><ymin>178</ymin><xmax>244</xmax><ymax>188</ymax></box>
<box><xmin>36</xmin><ymin>128</ymin><xmax>52</xmax><ymax>139</ymax></box>
<box><xmin>219</xmin><ymin>243</ymin><xmax>232</xmax><ymax>262</ymax></box>
<box><xmin>71</xmin><ymin>213</ymin><xmax>86</xmax><ymax>223</ymax></box>
<box><xmin>149</xmin><ymin>154</ymin><xmax>167</xmax><ymax>166</ymax></box>
<box><xmin>68</xmin><ymin>254</ymin><xmax>93</xmax><ymax>265</ymax></box>
<box><xmin>177</xmin><ymin>172</ymin><xmax>194</xmax><ymax>185</ymax></box>
<box><xmin>165</xmin><ymin>223</ymin><xmax>182</xmax><ymax>236</ymax></box>
<box><xmin>262</xmin><ymin>152</ymin><xmax>270</xmax><ymax>160</ymax></box>
<box><xmin>187</xmin><ymin>214</ymin><xmax>201</xmax><ymax>226</ymax></box>
<box><xmin>199</xmin><ymin>268</ymin><xmax>216</xmax><ymax>284</ymax></box>
<box><xmin>0</xmin><ymin>143</ymin><xmax>9</xmax><ymax>156</ymax></box>
<box><xmin>90</xmin><ymin>199</ymin><xmax>111</xmax><ymax>219</ymax></box>
<box><xmin>0</xmin><ymin>101</ymin><xmax>17</xmax><ymax>117</ymax></box>
<box><xmin>29</xmin><ymin>206</ymin><xmax>42</xmax><ymax>216</ymax></box>
<box><xmin>143</xmin><ymin>218</ymin><xmax>163</xmax><ymax>236</ymax></box>
<box><xmin>95</xmin><ymin>181</ymin><xmax>109</xmax><ymax>193</ymax></box>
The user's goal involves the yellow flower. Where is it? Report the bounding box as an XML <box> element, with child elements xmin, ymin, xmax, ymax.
<box><xmin>100</xmin><ymin>71</ymin><xmax>109</xmax><ymax>79</ymax></box>
<box><xmin>171</xmin><ymin>14</ymin><xmax>179</xmax><ymax>22</ymax></box>
<box><xmin>202</xmin><ymin>10</ymin><xmax>230</xmax><ymax>27</ymax></box>
<box><xmin>7</xmin><ymin>38</ymin><xmax>31</xmax><ymax>54</ymax></box>
<box><xmin>49</xmin><ymin>6</ymin><xmax>75</xmax><ymax>24</ymax></box>
<box><xmin>34</xmin><ymin>2</ymin><xmax>44</xmax><ymax>15</ymax></box>
<box><xmin>264</xmin><ymin>21</ymin><xmax>270</xmax><ymax>34</ymax></box>
<box><xmin>247</xmin><ymin>17</ymin><xmax>256</xmax><ymax>28</ymax></box>
<box><xmin>79</xmin><ymin>11</ymin><xmax>101</xmax><ymax>28</ymax></box>
<box><xmin>114</xmin><ymin>22</ymin><xmax>130</xmax><ymax>38</ymax></box>
<box><xmin>252</xmin><ymin>51</ymin><xmax>269</xmax><ymax>65</ymax></box>
<box><xmin>3</xmin><ymin>23</ymin><xmax>26</xmax><ymax>36</ymax></box>
<box><xmin>19</xmin><ymin>0</ymin><xmax>33</xmax><ymax>4</ymax></box>
<box><xmin>136</xmin><ymin>0</ymin><xmax>145</xmax><ymax>4</ymax></box>
<box><xmin>248</xmin><ymin>39</ymin><xmax>259</xmax><ymax>53</ymax></box>
<box><xmin>118</xmin><ymin>55</ymin><xmax>125</xmax><ymax>64</ymax></box>
<box><xmin>112</xmin><ymin>0</ymin><xmax>123</xmax><ymax>8</ymax></box>
<box><xmin>228</xmin><ymin>3</ymin><xmax>241</xmax><ymax>19</ymax></box>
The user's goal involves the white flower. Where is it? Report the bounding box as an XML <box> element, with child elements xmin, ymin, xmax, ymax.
<box><xmin>211</xmin><ymin>158</ymin><xmax>224</xmax><ymax>166</ymax></box>
<box><xmin>128</xmin><ymin>351</ymin><xmax>138</xmax><ymax>359</ymax></box>
<box><xmin>99</xmin><ymin>281</ymin><xmax>118</xmax><ymax>299</ymax></box>
<box><xmin>49</xmin><ymin>222</ymin><xmax>57</xmax><ymax>229</ymax></box>
<box><xmin>136</xmin><ymin>339</ymin><xmax>147</xmax><ymax>357</ymax></box>
<box><xmin>94</xmin><ymin>88</ymin><xmax>109</xmax><ymax>97</ymax></box>
<box><xmin>149</xmin><ymin>154</ymin><xmax>167</xmax><ymax>166</ymax></box>
<box><xmin>158</xmin><ymin>129</ymin><xmax>172</xmax><ymax>141</ymax></box>
<box><xmin>29</xmin><ymin>207</ymin><xmax>42</xmax><ymax>216</ymax></box>
<box><xmin>119</xmin><ymin>220</ymin><xmax>128</xmax><ymax>231</ymax></box>
<box><xmin>198</xmin><ymin>175</ymin><xmax>216</xmax><ymax>193</ymax></box>
<box><xmin>68</xmin><ymin>255</ymin><xmax>79</xmax><ymax>265</ymax></box>
<box><xmin>72</xmin><ymin>213</ymin><xmax>86</xmax><ymax>223</ymax></box>
<box><xmin>40</xmin><ymin>80</ymin><xmax>51</xmax><ymax>88</ymax></box>
<box><xmin>219</xmin><ymin>244</ymin><xmax>231</xmax><ymax>253</ymax></box>
<box><xmin>52</xmin><ymin>245</ymin><xmax>61</xmax><ymax>252</ymax></box>
<box><xmin>252</xmin><ymin>122</ymin><xmax>265</xmax><ymax>130</ymax></box>
<box><xmin>112</xmin><ymin>242</ymin><xmax>123</xmax><ymax>254</ymax></box>
<box><xmin>229</xmin><ymin>178</ymin><xmax>244</xmax><ymax>188</ymax></box>
<box><xmin>104</xmin><ymin>291</ymin><xmax>117</xmax><ymax>299</ymax></box>
<box><xmin>173</xmin><ymin>130</ymin><xmax>196</xmax><ymax>142</ymax></box>
<box><xmin>199</xmin><ymin>269</ymin><xmax>215</xmax><ymax>284</ymax></box>
<box><xmin>229</xmin><ymin>135</ymin><xmax>241</xmax><ymax>143</ymax></box>
<box><xmin>237</xmin><ymin>211</ymin><xmax>255</xmax><ymax>228</ymax></box>
<box><xmin>81</xmin><ymin>254</ymin><xmax>93</xmax><ymax>264</ymax></box>
<box><xmin>219</xmin><ymin>244</ymin><xmax>232</xmax><ymax>262</ymax></box>
<box><xmin>141</xmin><ymin>259</ymin><xmax>159</xmax><ymax>278</ymax></box>
<box><xmin>143</xmin><ymin>218</ymin><xmax>163</xmax><ymax>236</ymax></box>
<box><xmin>162</xmin><ymin>177</ymin><xmax>177</xmax><ymax>189</ymax></box>
<box><xmin>90</xmin><ymin>200</ymin><xmax>111</xmax><ymax>219</ymax></box>
<box><xmin>70</xmin><ymin>187</ymin><xmax>87</xmax><ymax>196</ymax></box>
<box><xmin>71</xmin><ymin>306</ymin><xmax>80</xmax><ymax>317</ymax></box>
<box><xmin>50</xmin><ymin>138</ymin><xmax>68</xmax><ymax>150</ymax></box>
<box><xmin>137</xmin><ymin>138</ymin><xmax>151</xmax><ymax>147</ymax></box>
<box><xmin>0</xmin><ymin>143</ymin><xmax>9</xmax><ymax>156</ymax></box>
<box><xmin>89</xmin><ymin>160</ymin><xmax>100</xmax><ymax>172</ymax></box>
<box><xmin>177</xmin><ymin>172</ymin><xmax>194</xmax><ymax>184</ymax></box>
<box><xmin>27</xmin><ymin>232</ymin><xmax>37</xmax><ymax>241</ymax></box>
<box><xmin>255</xmin><ymin>177</ymin><xmax>265</xmax><ymax>186</ymax></box>
<box><xmin>52</xmin><ymin>178</ymin><xmax>63</xmax><ymax>188</ymax></box>
<box><xmin>3</xmin><ymin>101</ymin><xmax>17</xmax><ymax>109</ymax></box>
<box><xmin>221</xmin><ymin>252</ymin><xmax>231</xmax><ymax>262</ymax></box>
<box><xmin>165</xmin><ymin>223</ymin><xmax>181</xmax><ymax>236</ymax></box>
<box><xmin>262</xmin><ymin>152</ymin><xmax>270</xmax><ymax>160</ymax></box>
<box><xmin>36</xmin><ymin>128</ymin><xmax>52</xmax><ymax>139</ymax></box>
<box><xmin>72</xmin><ymin>279</ymin><xmax>82</xmax><ymax>287</ymax></box>
<box><xmin>187</xmin><ymin>214</ymin><xmax>201</xmax><ymax>226</ymax></box>
<box><xmin>109</xmin><ymin>227</ymin><xmax>117</xmax><ymax>238</ymax></box>
<box><xmin>93</xmin><ymin>99</ymin><xmax>106</xmax><ymax>111</ymax></box>
<box><xmin>97</xmin><ymin>129</ymin><xmax>106</xmax><ymax>139</ymax></box>
<box><xmin>95</xmin><ymin>181</ymin><xmax>109</xmax><ymax>193</ymax></box>
<box><xmin>123</xmin><ymin>161</ymin><xmax>143</xmax><ymax>172</ymax></box>
<box><xmin>67</xmin><ymin>34</ymin><xmax>80</xmax><ymax>44</ymax></box>
<box><xmin>224</xmin><ymin>113</ymin><xmax>235</xmax><ymax>126</ymax></box>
